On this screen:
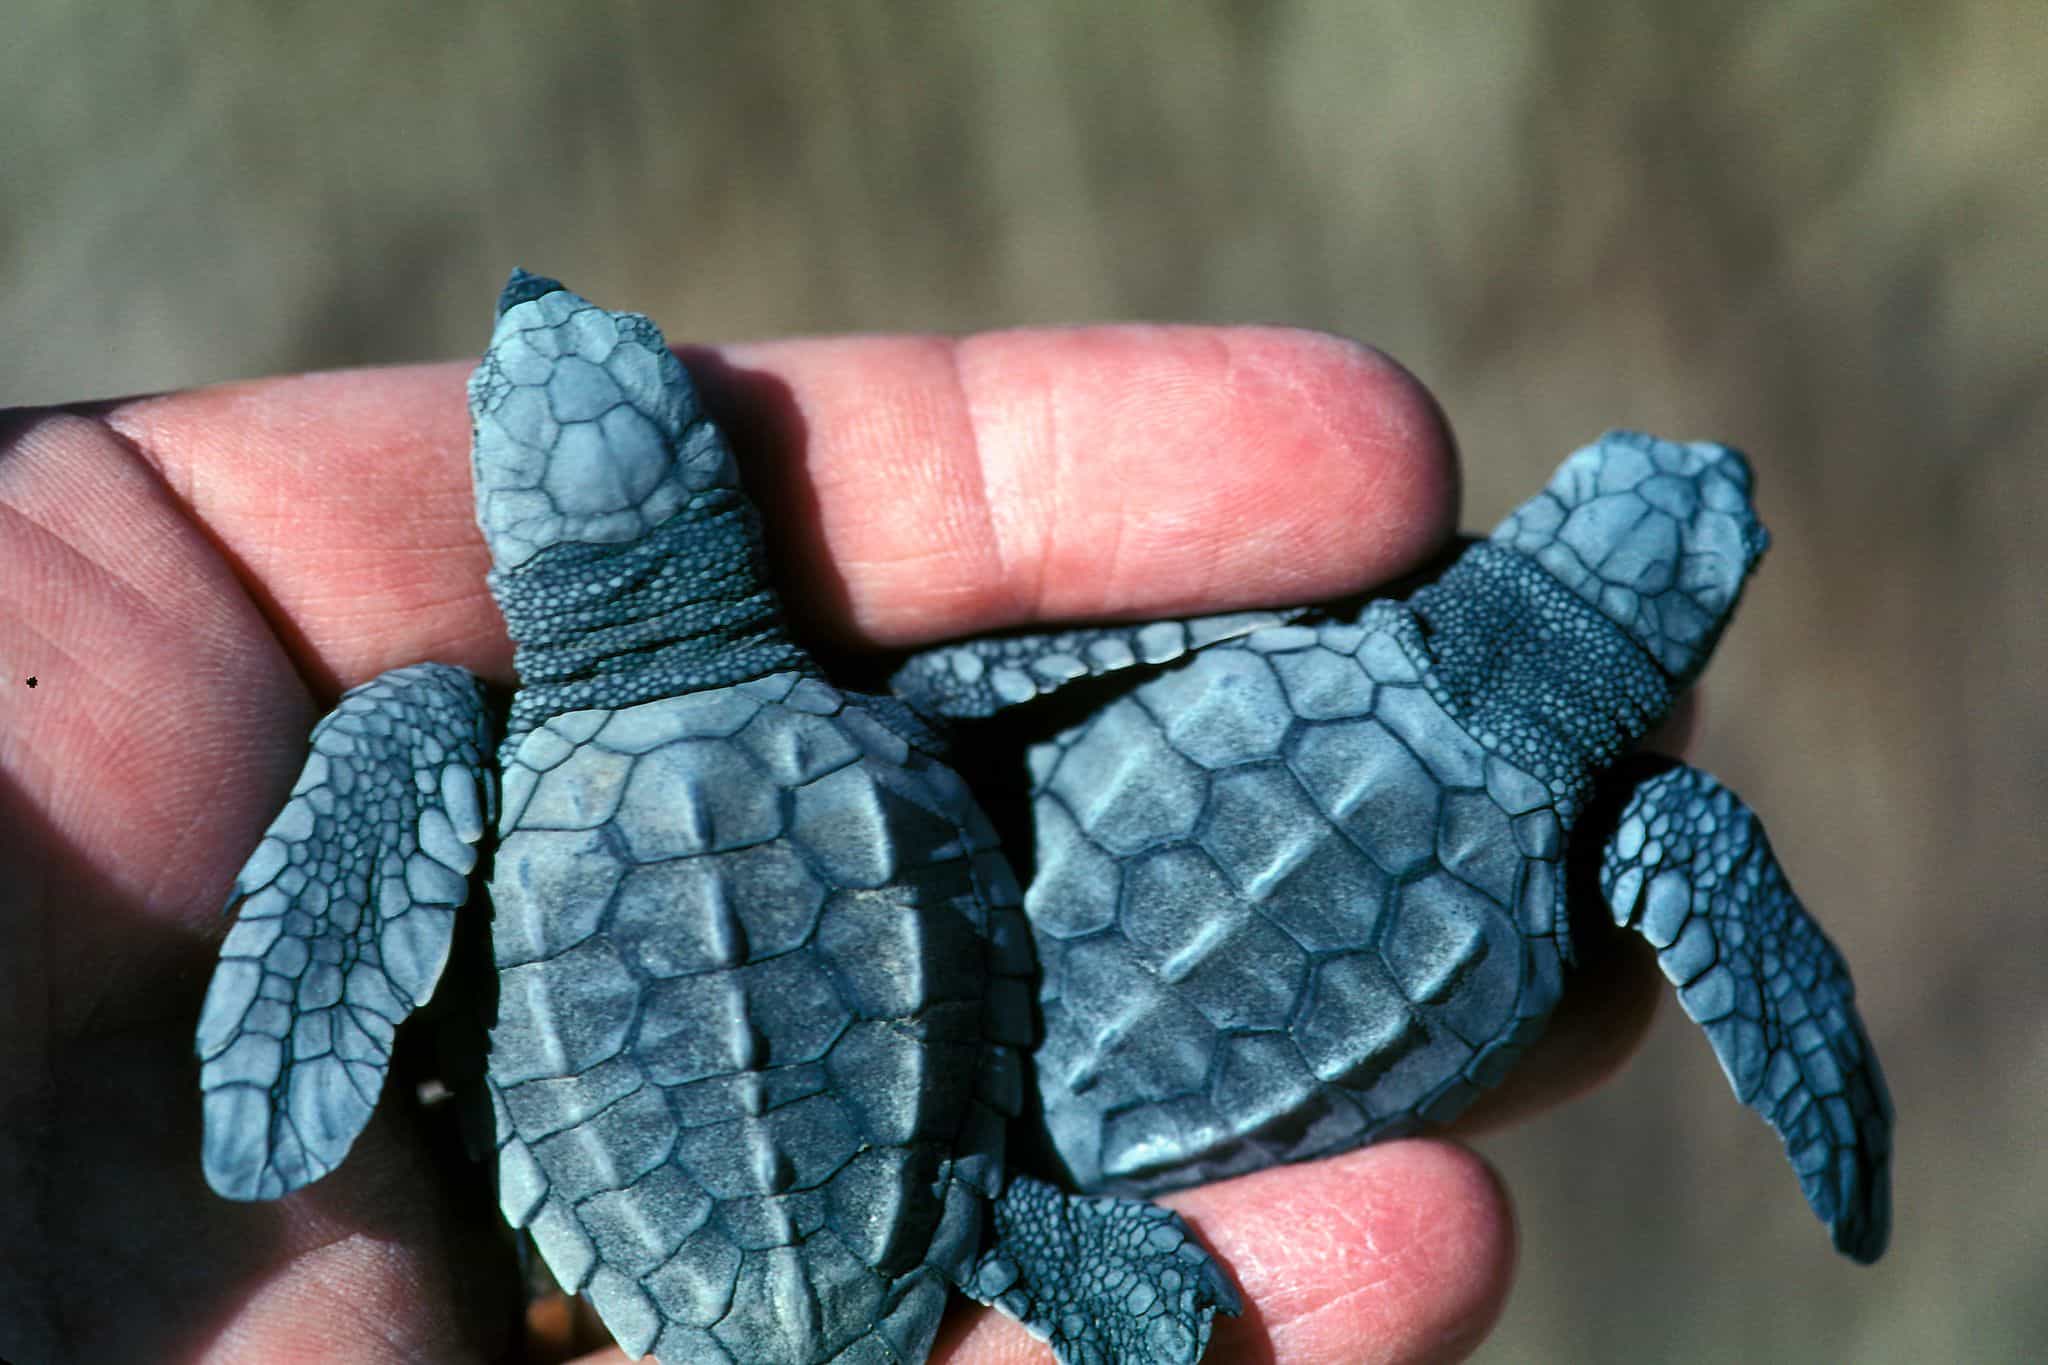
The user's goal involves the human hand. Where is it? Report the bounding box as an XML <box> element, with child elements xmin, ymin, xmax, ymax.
<box><xmin>0</xmin><ymin>321</ymin><xmax>1665</xmax><ymax>1363</ymax></box>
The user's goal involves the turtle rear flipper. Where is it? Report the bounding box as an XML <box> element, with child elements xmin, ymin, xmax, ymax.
<box><xmin>194</xmin><ymin>662</ymin><xmax>494</xmax><ymax>1200</ymax></box>
<box><xmin>890</xmin><ymin>610</ymin><xmax>1303</xmax><ymax>720</ymax></box>
<box><xmin>1598</xmin><ymin>759</ymin><xmax>1893</xmax><ymax>1262</ymax></box>
<box><xmin>964</xmin><ymin>1172</ymin><xmax>1240</xmax><ymax>1365</ymax></box>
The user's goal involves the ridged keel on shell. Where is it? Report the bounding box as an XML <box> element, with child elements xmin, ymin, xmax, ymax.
<box><xmin>1030</xmin><ymin>615</ymin><xmax>1565</xmax><ymax>1193</ymax></box>
<box><xmin>484</xmin><ymin>673</ymin><xmax>1029</xmax><ymax>1362</ymax></box>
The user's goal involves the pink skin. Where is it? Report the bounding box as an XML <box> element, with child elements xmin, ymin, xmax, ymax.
<box><xmin>0</xmin><ymin>324</ymin><xmax>1672</xmax><ymax>1363</ymax></box>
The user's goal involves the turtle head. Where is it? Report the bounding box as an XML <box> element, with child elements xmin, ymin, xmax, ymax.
<box><xmin>466</xmin><ymin>272</ymin><xmax>811</xmax><ymax>729</ymax></box>
<box><xmin>1489</xmin><ymin>430</ymin><xmax>1770</xmax><ymax>688</ymax></box>
<box><xmin>467</xmin><ymin>269</ymin><xmax>740</xmax><ymax>574</ymax></box>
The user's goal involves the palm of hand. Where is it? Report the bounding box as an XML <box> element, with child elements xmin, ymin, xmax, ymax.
<box><xmin>0</xmin><ymin>332</ymin><xmax>1657</xmax><ymax>1364</ymax></box>
<box><xmin>0</xmin><ymin>380</ymin><xmax>523</xmax><ymax>1362</ymax></box>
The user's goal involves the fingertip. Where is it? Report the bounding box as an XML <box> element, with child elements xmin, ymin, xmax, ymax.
<box><xmin>970</xmin><ymin>322</ymin><xmax>1460</xmax><ymax>629</ymax></box>
<box><xmin>1202</xmin><ymin>324</ymin><xmax>1460</xmax><ymax>598</ymax></box>
<box><xmin>1176</xmin><ymin>1139</ymin><xmax>1514</xmax><ymax>1364</ymax></box>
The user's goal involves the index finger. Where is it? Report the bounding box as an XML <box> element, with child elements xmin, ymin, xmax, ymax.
<box><xmin>701</xmin><ymin>325</ymin><xmax>1457</xmax><ymax>648</ymax></box>
<box><xmin>102</xmin><ymin>323</ymin><xmax>1455</xmax><ymax>687</ymax></box>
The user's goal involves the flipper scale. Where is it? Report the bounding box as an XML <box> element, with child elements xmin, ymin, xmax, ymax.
<box><xmin>196</xmin><ymin>662</ymin><xmax>493</xmax><ymax>1199</ymax></box>
<box><xmin>1600</xmin><ymin>761</ymin><xmax>1892</xmax><ymax>1262</ymax></box>
<box><xmin>891</xmin><ymin>611</ymin><xmax>1305</xmax><ymax>720</ymax></box>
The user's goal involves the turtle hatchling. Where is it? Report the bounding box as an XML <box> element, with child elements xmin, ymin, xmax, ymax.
<box><xmin>194</xmin><ymin>271</ymin><xmax>1239</xmax><ymax>1364</ymax></box>
<box><xmin>893</xmin><ymin>430</ymin><xmax>1893</xmax><ymax>1264</ymax></box>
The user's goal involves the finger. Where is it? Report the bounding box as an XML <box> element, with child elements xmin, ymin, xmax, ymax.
<box><xmin>933</xmin><ymin>1140</ymin><xmax>1513</xmax><ymax>1364</ymax></box>
<box><xmin>96</xmin><ymin>324</ymin><xmax>1454</xmax><ymax>686</ymax></box>
<box><xmin>700</xmin><ymin>326</ymin><xmax>1455</xmax><ymax>646</ymax></box>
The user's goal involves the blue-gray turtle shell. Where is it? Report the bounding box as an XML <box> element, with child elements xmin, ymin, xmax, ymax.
<box><xmin>1029</xmin><ymin>607</ymin><xmax>1568</xmax><ymax>1194</ymax></box>
<box><xmin>484</xmin><ymin>668</ymin><xmax>1032</xmax><ymax>1362</ymax></box>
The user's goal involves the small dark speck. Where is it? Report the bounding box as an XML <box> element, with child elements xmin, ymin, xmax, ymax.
<box><xmin>24</xmin><ymin>676</ymin><xmax>35</xmax><ymax>688</ymax></box>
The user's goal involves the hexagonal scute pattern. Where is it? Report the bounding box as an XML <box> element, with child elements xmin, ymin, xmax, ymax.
<box><xmin>1490</xmin><ymin>429</ymin><xmax>1769</xmax><ymax>685</ymax></box>
<box><xmin>1032</xmin><ymin>618</ymin><xmax>1569</xmax><ymax>1194</ymax></box>
<box><xmin>489</xmin><ymin>672</ymin><xmax>1029</xmax><ymax>1362</ymax></box>
<box><xmin>469</xmin><ymin>271</ymin><xmax>741</xmax><ymax>575</ymax></box>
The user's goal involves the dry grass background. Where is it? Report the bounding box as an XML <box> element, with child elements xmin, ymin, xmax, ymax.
<box><xmin>6</xmin><ymin>2</ymin><xmax>2044</xmax><ymax>1360</ymax></box>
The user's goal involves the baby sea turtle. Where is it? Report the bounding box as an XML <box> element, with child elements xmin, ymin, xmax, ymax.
<box><xmin>892</xmin><ymin>431</ymin><xmax>1893</xmax><ymax>1264</ymax></box>
<box><xmin>194</xmin><ymin>272</ymin><xmax>1238</xmax><ymax>1364</ymax></box>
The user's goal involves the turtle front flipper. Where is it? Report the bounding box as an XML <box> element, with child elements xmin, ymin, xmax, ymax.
<box><xmin>965</xmin><ymin>1172</ymin><xmax>1240</xmax><ymax>1365</ymax></box>
<box><xmin>1597</xmin><ymin>758</ymin><xmax>1893</xmax><ymax>1262</ymax></box>
<box><xmin>890</xmin><ymin>610</ymin><xmax>1303</xmax><ymax>719</ymax></box>
<box><xmin>195</xmin><ymin>662</ymin><xmax>494</xmax><ymax>1200</ymax></box>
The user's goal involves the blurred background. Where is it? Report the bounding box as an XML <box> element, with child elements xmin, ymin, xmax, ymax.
<box><xmin>6</xmin><ymin>2</ymin><xmax>2042</xmax><ymax>1360</ymax></box>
